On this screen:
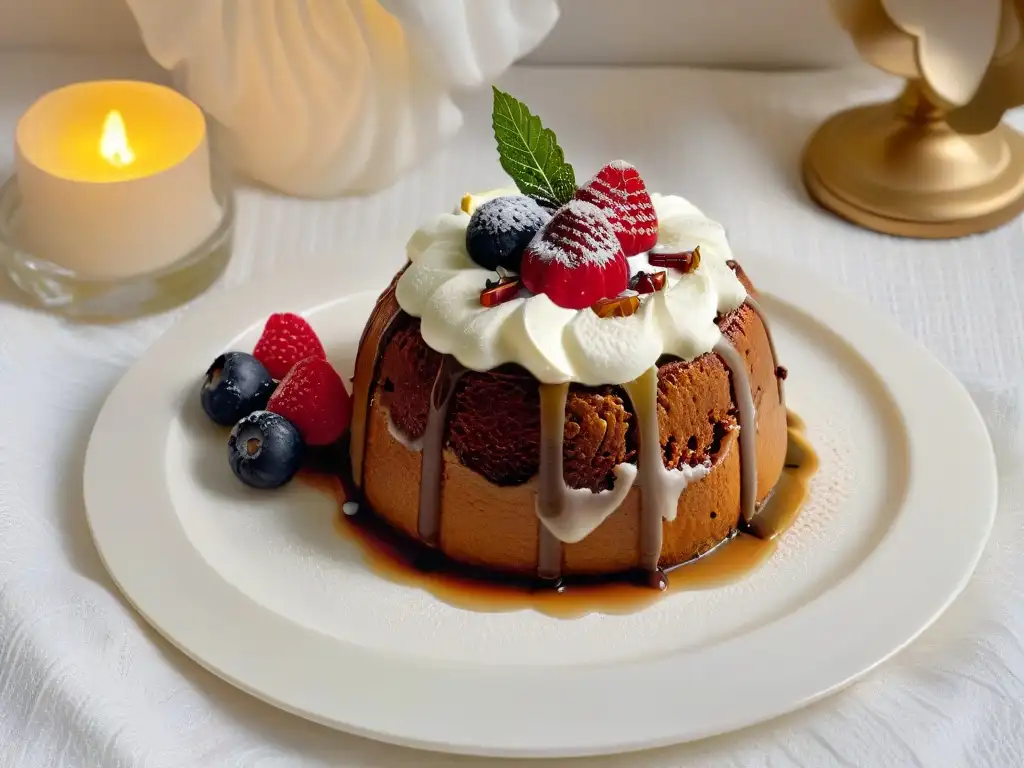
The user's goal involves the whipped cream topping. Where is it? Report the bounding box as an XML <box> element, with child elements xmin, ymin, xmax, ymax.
<box><xmin>396</xmin><ymin>193</ymin><xmax>746</xmax><ymax>386</ymax></box>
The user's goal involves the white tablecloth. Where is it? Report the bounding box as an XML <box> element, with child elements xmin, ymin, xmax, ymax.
<box><xmin>0</xmin><ymin>52</ymin><xmax>1021</xmax><ymax>768</ymax></box>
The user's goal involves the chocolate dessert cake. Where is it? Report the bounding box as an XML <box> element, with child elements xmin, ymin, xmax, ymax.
<box><xmin>347</xmin><ymin>89</ymin><xmax>788</xmax><ymax>588</ymax></box>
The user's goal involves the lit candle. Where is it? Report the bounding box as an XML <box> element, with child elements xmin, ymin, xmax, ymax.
<box><xmin>14</xmin><ymin>80</ymin><xmax>222</xmax><ymax>280</ymax></box>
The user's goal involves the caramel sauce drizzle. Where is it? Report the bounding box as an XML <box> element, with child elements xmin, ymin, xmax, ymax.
<box><xmin>712</xmin><ymin>335</ymin><xmax>759</xmax><ymax>526</ymax></box>
<box><xmin>622</xmin><ymin>368</ymin><xmax>711</xmax><ymax>574</ymax></box>
<box><xmin>354</xmin><ymin>269</ymin><xmax>789</xmax><ymax>591</ymax></box>
<box><xmin>536</xmin><ymin>383</ymin><xmax>569</xmax><ymax>581</ymax></box>
<box><xmin>535</xmin><ymin>382</ymin><xmax>638</xmax><ymax>582</ymax></box>
<box><xmin>327</xmin><ymin>412</ymin><xmax>814</xmax><ymax>617</ymax></box>
<box><xmin>350</xmin><ymin>274</ymin><xmax>403</xmax><ymax>485</ymax></box>
<box><xmin>416</xmin><ymin>356</ymin><xmax>466</xmax><ymax>545</ymax></box>
<box><xmin>745</xmin><ymin>296</ymin><xmax>785</xmax><ymax>402</ymax></box>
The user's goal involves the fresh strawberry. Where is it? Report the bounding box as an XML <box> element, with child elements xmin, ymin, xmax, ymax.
<box><xmin>520</xmin><ymin>199</ymin><xmax>629</xmax><ymax>310</ymax></box>
<box><xmin>266</xmin><ymin>357</ymin><xmax>351</xmax><ymax>446</ymax></box>
<box><xmin>573</xmin><ymin>160</ymin><xmax>658</xmax><ymax>256</ymax></box>
<box><xmin>252</xmin><ymin>313</ymin><xmax>327</xmax><ymax>380</ymax></box>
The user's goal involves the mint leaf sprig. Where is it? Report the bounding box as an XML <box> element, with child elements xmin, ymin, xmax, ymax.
<box><xmin>492</xmin><ymin>87</ymin><xmax>576</xmax><ymax>207</ymax></box>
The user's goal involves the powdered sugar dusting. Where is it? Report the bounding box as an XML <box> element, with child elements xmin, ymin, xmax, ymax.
<box><xmin>527</xmin><ymin>199</ymin><xmax>622</xmax><ymax>268</ymax></box>
<box><xmin>396</xmin><ymin>192</ymin><xmax>747</xmax><ymax>385</ymax></box>
<box><xmin>473</xmin><ymin>195</ymin><xmax>548</xmax><ymax>236</ymax></box>
<box><xmin>574</xmin><ymin>161</ymin><xmax>659</xmax><ymax>253</ymax></box>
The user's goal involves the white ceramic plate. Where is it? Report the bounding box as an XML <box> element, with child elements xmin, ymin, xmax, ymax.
<box><xmin>84</xmin><ymin>263</ymin><xmax>997</xmax><ymax>758</ymax></box>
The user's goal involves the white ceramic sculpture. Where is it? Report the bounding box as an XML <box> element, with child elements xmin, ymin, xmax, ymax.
<box><xmin>124</xmin><ymin>0</ymin><xmax>559</xmax><ymax>198</ymax></box>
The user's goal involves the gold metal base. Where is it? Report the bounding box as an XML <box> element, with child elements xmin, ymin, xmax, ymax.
<box><xmin>802</xmin><ymin>85</ymin><xmax>1024</xmax><ymax>239</ymax></box>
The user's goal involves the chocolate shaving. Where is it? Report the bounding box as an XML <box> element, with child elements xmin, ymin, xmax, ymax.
<box><xmin>649</xmin><ymin>245</ymin><xmax>701</xmax><ymax>273</ymax></box>
<box><xmin>775</xmin><ymin>365</ymin><xmax>788</xmax><ymax>380</ymax></box>
<box><xmin>480</xmin><ymin>276</ymin><xmax>521</xmax><ymax>307</ymax></box>
<box><xmin>592</xmin><ymin>294</ymin><xmax>641</xmax><ymax>318</ymax></box>
<box><xmin>630</xmin><ymin>270</ymin><xmax>668</xmax><ymax>294</ymax></box>
<box><xmin>484</xmin><ymin>272</ymin><xmax>518</xmax><ymax>291</ymax></box>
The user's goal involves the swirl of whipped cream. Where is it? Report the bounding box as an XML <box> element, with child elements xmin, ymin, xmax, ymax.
<box><xmin>395</xmin><ymin>193</ymin><xmax>747</xmax><ymax>386</ymax></box>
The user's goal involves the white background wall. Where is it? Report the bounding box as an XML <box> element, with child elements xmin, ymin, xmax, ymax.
<box><xmin>0</xmin><ymin>0</ymin><xmax>140</xmax><ymax>50</ymax></box>
<box><xmin>0</xmin><ymin>0</ymin><xmax>858</xmax><ymax>67</ymax></box>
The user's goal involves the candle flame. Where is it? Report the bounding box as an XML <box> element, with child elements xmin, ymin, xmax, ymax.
<box><xmin>99</xmin><ymin>110</ymin><xmax>135</xmax><ymax>168</ymax></box>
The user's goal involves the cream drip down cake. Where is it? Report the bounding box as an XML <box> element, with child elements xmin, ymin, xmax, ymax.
<box><xmin>347</xmin><ymin>89</ymin><xmax>788</xmax><ymax>588</ymax></box>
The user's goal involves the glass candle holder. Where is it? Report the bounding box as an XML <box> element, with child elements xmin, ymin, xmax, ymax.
<box><xmin>0</xmin><ymin>169</ymin><xmax>234</xmax><ymax>320</ymax></box>
<box><xmin>1</xmin><ymin>80</ymin><xmax>236</xmax><ymax>321</ymax></box>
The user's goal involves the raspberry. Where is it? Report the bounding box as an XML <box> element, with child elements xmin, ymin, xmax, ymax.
<box><xmin>520</xmin><ymin>200</ymin><xmax>629</xmax><ymax>310</ymax></box>
<box><xmin>253</xmin><ymin>313</ymin><xmax>327</xmax><ymax>380</ymax></box>
<box><xmin>574</xmin><ymin>160</ymin><xmax>658</xmax><ymax>256</ymax></box>
<box><xmin>266</xmin><ymin>357</ymin><xmax>351</xmax><ymax>446</ymax></box>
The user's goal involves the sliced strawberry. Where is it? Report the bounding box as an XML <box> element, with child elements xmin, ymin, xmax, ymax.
<box><xmin>252</xmin><ymin>313</ymin><xmax>327</xmax><ymax>380</ymax></box>
<box><xmin>573</xmin><ymin>160</ymin><xmax>658</xmax><ymax>256</ymax></box>
<box><xmin>520</xmin><ymin>199</ymin><xmax>629</xmax><ymax>310</ymax></box>
<box><xmin>266</xmin><ymin>357</ymin><xmax>351</xmax><ymax>446</ymax></box>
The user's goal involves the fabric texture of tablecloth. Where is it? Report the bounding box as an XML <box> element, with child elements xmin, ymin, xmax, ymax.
<box><xmin>0</xmin><ymin>53</ymin><xmax>1021</xmax><ymax>767</ymax></box>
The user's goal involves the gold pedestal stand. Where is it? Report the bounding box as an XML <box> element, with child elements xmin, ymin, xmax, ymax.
<box><xmin>803</xmin><ymin>82</ymin><xmax>1024</xmax><ymax>239</ymax></box>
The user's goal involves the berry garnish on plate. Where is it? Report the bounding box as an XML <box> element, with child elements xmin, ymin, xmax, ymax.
<box><xmin>574</xmin><ymin>161</ymin><xmax>658</xmax><ymax>256</ymax></box>
<box><xmin>253</xmin><ymin>312</ymin><xmax>327</xmax><ymax>380</ymax></box>
<box><xmin>465</xmin><ymin>195</ymin><xmax>550</xmax><ymax>272</ymax></box>
<box><xmin>200</xmin><ymin>352</ymin><xmax>276</xmax><ymax>426</ymax></box>
<box><xmin>228</xmin><ymin>411</ymin><xmax>305</xmax><ymax>489</ymax></box>
<box><xmin>266</xmin><ymin>356</ymin><xmax>351</xmax><ymax>446</ymax></box>
<box><xmin>520</xmin><ymin>199</ymin><xmax>629</xmax><ymax>310</ymax></box>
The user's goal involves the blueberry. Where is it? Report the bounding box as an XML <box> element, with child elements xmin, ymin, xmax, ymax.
<box><xmin>466</xmin><ymin>195</ymin><xmax>550</xmax><ymax>272</ymax></box>
<box><xmin>228</xmin><ymin>411</ymin><xmax>305</xmax><ymax>489</ymax></box>
<box><xmin>201</xmin><ymin>352</ymin><xmax>276</xmax><ymax>426</ymax></box>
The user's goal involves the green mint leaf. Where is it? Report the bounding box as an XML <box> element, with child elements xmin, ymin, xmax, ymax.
<box><xmin>492</xmin><ymin>86</ymin><xmax>576</xmax><ymax>206</ymax></box>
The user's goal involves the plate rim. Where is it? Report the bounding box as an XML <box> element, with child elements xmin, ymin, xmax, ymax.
<box><xmin>83</xmin><ymin>263</ymin><xmax>998</xmax><ymax>758</ymax></box>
